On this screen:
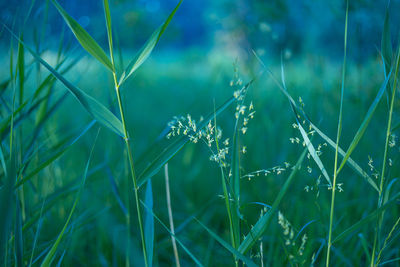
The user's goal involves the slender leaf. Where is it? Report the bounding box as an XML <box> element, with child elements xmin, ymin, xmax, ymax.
<box><xmin>238</xmin><ymin>147</ymin><xmax>308</xmax><ymax>254</ymax></box>
<box><xmin>253</xmin><ymin>52</ymin><xmax>378</xmax><ymax>191</ymax></box>
<box><xmin>50</xmin><ymin>0</ymin><xmax>113</xmax><ymax>70</ymax></box>
<box><xmin>195</xmin><ymin>219</ymin><xmax>257</xmax><ymax>267</ymax></box>
<box><xmin>144</xmin><ymin>180</ymin><xmax>154</xmax><ymax>267</ymax></box>
<box><xmin>4</xmin><ymin>26</ymin><xmax>124</xmax><ymax>137</ymax></box>
<box><xmin>332</xmin><ymin>193</ymin><xmax>400</xmax><ymax>244</ymax></box>
<box><xmin>141</xmin><ymin>201</ymin><xmax>203</xmax><ymax>266</ymax></box>
<box><xmin>118</xmin><ymin>0</ymin><xmax>183</xmax><ymax>85</ymax></box>
<box><xmin>381</xmin><ymin>7</ymin><xmax>392</xmax><ymax>78</ymax></box>
<box><xmin>337</xmin><ymin>72</ymin><xmax>392</xmax><ymax>174</ymax></box>
<box><xmin>40</xmin><ymin>131</ymin><xmax>98</xmax><ymax>267</ymax></box>
<box><xmin>15</xmin><ymin>121</ymin><xmax>95</xmax><ymax>188</ymax></box>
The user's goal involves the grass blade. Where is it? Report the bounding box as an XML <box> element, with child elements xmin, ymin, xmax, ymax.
<box><xmin>0</xmin><ymin>155</ymin><xmax>16</xmax><ymax>264</ymax></box>
<box><xmin>253</xmin><ymin>51</ymin><xmax>378</xmax><ymax>191</ymax></box>
<box><xmin>118</xmin><ymin>0</ymin><xmax>182</xmax><ymax>86</ymax></box>
<box><xmin>144</xmin><ymin>180</ymin><xmax>154</xmax><ymax>267</ymax></box>
<box><xmin>15</xmin><ymin>121</ymin><xmax>95</xmax><ymax>188</ymax></box>
<box><xmin>141</xmin><ymin>201</ymin><xmax>204</xmax><ymax>266</ymax></box>
<box><xmin>381</xmin><ymin>7</ymin><xmax>392</xmax><ymax>79</ymax></box>
<box><xmin>4</xmin><ymin>26</ymin><xmax>124</xmax><ymax>137</ymax></box>
<box><xmin>336</xmin><ymin>73</ymin><xmax>391</xmax><ymax>175</ymax></box>
<box><xmin>50</xmin><ymin>0</ymin><xmax>113</xmax><ymax>71</ymax></box>
<box><xmin>40</xmin><ymin>130</ymin><xmax>99</xmax><ymax>267</ymax></box>
<box><xmin>332</xmin><ymin>193</ymin><xmax>400</xmax><ymax>244</ymax></box>
<box><xmin>238</xmin><ymin>147</ymin><xmax>308</xmax><ymax>254</ymax></box>
<box><xmin>195</xmin><ymin>219</ymin><xmax>258</xmax><ymax>267</ymax></box>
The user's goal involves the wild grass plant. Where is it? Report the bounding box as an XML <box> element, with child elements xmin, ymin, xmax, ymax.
<box><xmin>0</xmin><ymin>0</ymin><xmax>399</xmax><ymax>266</ymax></box>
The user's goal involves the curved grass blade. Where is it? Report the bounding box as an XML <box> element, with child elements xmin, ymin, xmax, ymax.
<box><xmin>336</xmin><ymin>72</ymin><xmax>392</xmax><ymax>175</ymax></box>
<box><xmin>253</xmin><ymin>51</ymin><xmax>378</xmax><ymax>191</ymax></box>
<box><xmin>238</xmin><ymin>147</ymin><xmax>308</xmax><ymax>254</ymax></box>
<box><xmin>144</xmin><ymin>180</ymin><xmax>154</xmax><ymax>267</ymax></box>
<box><xmin>4</xmin><ymin>26</ymin><xmax>124</xmax><ymax>137</ymax></box>
<box><xmin>40</xmin><ymin>130</ymin><xmax>99</xmax><ymax>267</ymax></box>
<box><xmin>50</xmin><ymin>0</ymin><xmax>113</xmax><ymax>71</ymax></box>
<box><xmin>195</xmin><ymin>219</ymin><xmax>257</xmax><ymax>267</ymax></box>
<box><xmin>15</xmin><ymin>121</ymin><xmax>95</xmax><ymax>188</ymax></box>
<box><xmin>118</xmin><ymin>0</ymin><xmax>183</xmax><ymax>86</ymax></box>
<box><xmin>281</xmin><ymin>60</ymin><xmax>332</xmax><ymax>186</ymax></box>
<box><xmin>332</xmin><ymin>192</ymin><xmax>400</xmax><ymax>244</ymax></box>
<box><xmin>141</xmin><ymin>201</ymin><xmax>203</xmax><ymax>266</ymax></box>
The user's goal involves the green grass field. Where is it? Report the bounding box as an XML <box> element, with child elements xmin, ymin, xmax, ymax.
<box><xmin>1</xmin><ymin>0</ymin><xmax>399</xmax><ymax>266</ymax></box>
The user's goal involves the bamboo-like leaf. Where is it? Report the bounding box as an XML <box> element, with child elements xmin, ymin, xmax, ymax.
<box><xmin>4</xmin><ymin>26</ymin><xmax>124</xmax><ymax>137</ymax></box>
<box><xmin>336</xmin><ymin>73</ymin><xmax>392</xmax><ymax>175</ymax></box>
<box><xmin>118</xmin><ymin>0</ymin><xmax>182</xmax><ymax>86</ymax></box>
<box><xmin>195</xmin><ymin>219</ymin><xmax>257</xmax><ymax>267</ymax></box>
<box><xmin>50</xmin><ymin>0</ymin><xmax>113</xmax><ymax>71</ymax></box>
<box><xmin>40</xmin><ymin>131</ymin><xmax>98</xmax><ymax>267</ymax></box>
<box><xmin>144</xmin><ymin>180</ymin><xmax>154</xmax><ymax>267</ymax></box>
<box><xmin>238</xmin><ymin>147</ymin><xmax>308</xmax><ymax>254</ymax></box>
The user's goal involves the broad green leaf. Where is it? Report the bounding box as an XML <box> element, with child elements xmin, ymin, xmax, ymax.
<box><xmin>51</xmin><ymin>0</ymin><xmax>113</xmax><ymax>71</ymax></box>
<box><xmin>40</xmin><ymin>131</ymin><xmax>98</xmax><ymax>267</ymax></box>
<box><xmin>196</xmin><ymin>219</ymin><xmax>257</xmax><ymax>267</ymax></box>
<box><xmin>136</xmin><ymin>81</ymin><xmax>250</xmax><ymax>188</ymax></box>
<box><xmin>118</xmin><ymin>0</ymin><xmax>183</xmax><ymax>86</ymax></box>
<box><xmin>337</xmin><ymin>72</ymin><xmax>392</xmax><ymax>174</ymax></box>
<box><xmin>238</xmin><ymin>147</ymin><xmax>308</xmax><ymax>254</ymax></box>
<box><xmin>5</xmin><ymin>26</ymin><xmax>125</xmax><ymax>137</ymax></box>
<box><xmin>332</xmin><ymin>193</ymin><xmax>400</xmax><ymax>244</ymax></box>
<box><xmin>141</xmin><ymin>201</ymin><xmax>203</xmax><ymax>266</ymax></box>
<box><xmin>144</xmin><ymin>180</ymin><xmax>154</xmax><ymax>267</ymax></box>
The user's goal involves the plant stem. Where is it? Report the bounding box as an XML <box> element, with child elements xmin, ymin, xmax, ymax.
<box><xmin>113</xmin><ymin>73</ymin><xmax>148</xmax><ymax>267</ymax></box>
<box><xmin>164</xmin><ymin>164</ymin><xmax>181</xmax><ymax>267</ymax></box>
<box><xmin>326</xmin><ymin>3</ymin><xmax>348</xmax><ymax>266</ymax></box>
<box><xmin>370</xmin><ymin>47</ymin><xmax>399</xmax><ymax>267</ymax></box>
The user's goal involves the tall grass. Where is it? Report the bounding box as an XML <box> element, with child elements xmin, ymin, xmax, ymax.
<box><xmin>0</xmin><ymin>0</ymin><xmax>399</xmax><ymax>266</ymax></box>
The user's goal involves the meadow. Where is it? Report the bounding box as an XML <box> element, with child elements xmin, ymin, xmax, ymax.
<box><xmin>0</xmin><ymin>0</ymin><xmax>399</xmax><ymax>266</ymax></box>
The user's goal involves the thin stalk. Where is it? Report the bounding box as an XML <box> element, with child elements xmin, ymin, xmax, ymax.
<box><xmin>370</xmin><ymin>45</ymin><xmax>400</xmax><ymax>267</ymax></box>
<box><xmin>114</xmin><ymin>75</ymin><xmax>148</xmax><ymax>267</ymax></box>
<box><xmin>213</xmin><ymin>109</ymin><xmax>236</xmax><ymax>261</ymax></box>
<box><xmin>326</xmin><ymin>2</ymin><xmax>348</xmax><ymax>266</ymax></box>
<box><xmin>164</xmin><ymin>164</ymin><xmax>180</xmax><ymax>267</ymax></box>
